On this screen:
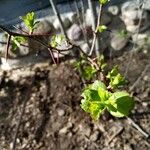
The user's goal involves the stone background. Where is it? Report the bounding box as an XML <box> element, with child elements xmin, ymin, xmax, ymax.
<box><xmin>0</xmin><ymin>0</ymin><xmax>150</xmax><ymax>27</ymax></box>
<box><xmin>0</xmin><ymin>0</ymin><xmax>150</xmax><ymax>69</ymax></box>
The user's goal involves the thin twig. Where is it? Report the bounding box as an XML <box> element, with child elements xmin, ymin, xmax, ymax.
<box><xmin>11</xmin><ymin>77</ymin><xmax>35</xmax><ymax>150</ymax></box>
<box><xmin>0</xmin><ymin>24</ymin><xmax>99</xmax><ymax>68</ymax></box>
<box><xmin>5</xmin><ymin>34</ymin><xmax>11</xmax><ymax>60</ymax></box>
<box><xmin>0</xmin><ymin>25</ymin><xmax>63</xmax><ymax>64</ymax></box>
<box><xmin>0</xmin><ymin>25</ymin><xmax>51</xmax><ymax>37</ymax></box>
<box><xmin>107</xmin><ymin>125</ymin><xmax>124</xmax><ymax>144</ymax></box>
<box><xmin>127</xmin><ymin>117</ymin><xmax>149</xmax><ymax>138</ymax></box>
<box><xmin>129</xmin><ymin>63</ymin><xmax>150</xmax><ymax>91</ymax></box>
<box><xmin>74</xmin><ymin>0</ymin><xmax>90</xmax><ymax>48</ymax></box>
<box><xmin>49</xmin><ymin>0</ymin><xmax>68</xmax><ymax>39</ymax></box>
<box><xmin>89</xmin><ymin>3</ymin><xmax>102</xmax><ymax>56</ymax></box>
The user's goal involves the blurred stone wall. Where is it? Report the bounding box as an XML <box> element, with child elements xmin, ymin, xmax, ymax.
<box><xmin>0</xmin><ymin>0</ymin><xmax>128</xmax><ymax>27</ymax></box>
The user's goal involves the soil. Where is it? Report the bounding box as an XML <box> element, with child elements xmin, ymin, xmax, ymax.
<box><xmin>0</xmin><ymin>51</ymin><xmax>150</xmax><ymax>150</ymax></box>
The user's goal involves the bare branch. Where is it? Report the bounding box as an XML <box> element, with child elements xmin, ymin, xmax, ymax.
<box><xmin>88</xmin><ymin>0</ymin><xmax>102</xmax><ymax>56</ymax></box>
<box><xmin>49</xmin><ymin>0</ymin><xmax>68</xmax><ymax>39</ymax></box>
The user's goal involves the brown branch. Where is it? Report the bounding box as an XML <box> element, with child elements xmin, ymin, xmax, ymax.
<box><xmin>0</xmin><ymin>24</ymin><xmax>101</xmax><ymax>70</ymax></box>
<box><xmin>0</xmin><ymin>25</ymin><xmax>51</xmax><ymax>37</ymax></box>
<box><xmin>5</xmin><ymin>34</ymin><xmax>11</xmax><ymax>61</ymax></box>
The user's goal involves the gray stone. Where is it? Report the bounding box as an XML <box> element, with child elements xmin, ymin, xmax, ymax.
<box><xmin>99</xmin><ymin>31</ymin><xmax>110</xmax><ymax>51</ymax></box>
<box><xmin>110</xmin><ymin>30</ymin><xmax>129</xmax><ymax>51</ymax></box>
<box><xmin>122</xmin><ymin>0</ymin><xmax>150</xmax><ymax>11</ymax></box>
<box><xmin>57</xmin><ymin>108</ymin><xmax>65</xmax><ymax>116</ymax></box>
<box><xmin>121</xmin><ymin>1</ymin><xmax>150</xmax><ymax>33</ymax></box>
<box><xmin>80</xmin><ymin>43</ymin><xmax>90</xmax><ymax>54</ymax></box>
<box><xmin>53</xmin><ymin>17</ymin><xmax>71</xmax><ymax>30</ymax></box>
<box><xmin>85</xmin><ymin>9</ymin><xmax>111</xmax><ymax>26</ymax></box>
<box><xmin>132</xmin><ymin>31</ymin><xmax>150</xmax><ymax>46</ymax></box>
<box><xmin>101</xmin><ymin>12</ymin><xmax>112</xmax><ymax>25</ymax></box>
<box><xmin>66</xmin><ymin>12</ymin><xmax>78</xmax><ymax>23</ymax></box>
<box><xmin>34</xmin><ymin>20</ymin><xmax>53</xmax><ymax>34</ymax></box>
<box><xmin>108</xmin><ymin>5</ymin><xmax>120</xmax><ymax>16</ymax></box>
<box><xmin>0</xmin><ymin>43</ymin><xmax>29</xmax><ymax>59</ymax></box>
<box><xmin>132</xmin><ymin>31</ymin><xmax>150</xmax><ymax>52</ymax></box>
<box><xmin>67</xmin><ymin>24</ymin><xmax>82</xmax><ymax>41</ymax></box>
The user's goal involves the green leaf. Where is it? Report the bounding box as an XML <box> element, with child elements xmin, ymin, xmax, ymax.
<box><xmin>81</xmin><ymin>89</ymin><xmax>100</xmax><ymax>102</ymax></box>
<box><xmin>101</xmin><ymin>63</ymin><xmax>107</xmax><ymax>70</ymax></box>
<box><xmin>90</xmin><ymin>80</ymin><xmax>106</xmax><ymax>90</ymax></box>
<box><xmin>11</xmin><ymin>36</ymin><xmax>27</xmax><ymax>51</ymax></box>
<box><xmin>98</xmin><ymin>25</ymin><xmax>107</xmax><ymax>33</ymax></box>
<box><xmin>82</xmin><ymin>65</ymin><xmax>97</xmax><ymax>81</ymax></box>
<box><xmin>98</xmin><ymin>87</ymin><xmax>112</xmax><ymax>102</ymax></box>
<box><xmin>81</xmin><ymin>99</ymin><xmax>105</xmax><ymax>120</ymax></box>
<box><xmin>21</xmin><ymin>12</ymin><xmax>39</xmax><ymax>33</ymax></box>
<box><xmin>107</xmin><ymin>66</ymin><xmax>126</xmax><ymax>89</ymax></box>
<box><xmin>81</xmin><ymin>80</ymin><xmax>109</xmax><ymax>120</ymax></box>
<box><xmin>107</xmin><ymin>66</ymin><xmax>118</xmax><ymax>78</ymax></box>
<box><xmin>50</xmin><ymin>34</ymin><xmax>65</xmax><ymax>48</ymax></box>
<box><xmin>112</xmin><ymin>74</ymin><xmax>126</xmax><ymax>87</ymax></box>
<box><xmin>99</xmin><ymin>0</ymin><xmax>110</xmax><ymax>5</ymax></box>
<box><xmin>107</xmin><ymin>92</ymin><xmax>134</xmax><ymax>117</ymax></box>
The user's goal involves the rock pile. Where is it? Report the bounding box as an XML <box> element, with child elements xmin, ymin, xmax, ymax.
<box><xmin>0</xmin><ymin>0</ymin><xmax>150</xmax><ymax>70</ymax></box>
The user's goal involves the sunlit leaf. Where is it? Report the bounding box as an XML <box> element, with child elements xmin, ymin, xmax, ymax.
<box><xmin>98</xmin><ymin>25</ymin><xmax>107</xmax><ymax>33</ymax></box>
<box><xmin>21</xmin><ymin>12</ymin><xmax>39</xmax><ymax>33</ymax></box>
<box><xmin>107</xmin><ymin>92</ymin><xmax>134</xmax><ymax>117</ymax></box>
<box><xmin>99</xmin><ymin>0</ymin><xmax>110</xmax><ymax>5</ymax></box>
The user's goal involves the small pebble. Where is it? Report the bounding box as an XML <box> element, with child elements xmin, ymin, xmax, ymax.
<box><xmin>57</xmin><ymin>109</ymin><xmax>65</xmax><ymax>116</ymax></box>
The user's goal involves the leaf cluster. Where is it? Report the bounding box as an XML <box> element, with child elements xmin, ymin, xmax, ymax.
<box><xmin>81</xmin><ymin>80</ymin><xmax>134</xmax><ymax>120</ymax></box>
<box><xmin>21</xmin><ymin>12</ymin><xmax>39</xmax><ymax>34</ymax></box>
<box><xmin>78</xmin><ymin>56</ymin><xmax>134</xmax><ymax>120</ymax></box>
<box><xmin>50</xmin><ymin>34</ymin><xmax>65</xmax><ymax>48</ymax></box>
<box><xmin>107</xmin><ymin>66</ymin><xmax>126</xmax><ymax>89</ymax></box>
<box><xmin>74</xmin><ymin>55</ymin><xmax>107</xmax><ymax>81</ymax></box>
<box><xmin>11</xmin><ymin>36</ymin><xmax>27</xmax><ymax>51</ymax></box>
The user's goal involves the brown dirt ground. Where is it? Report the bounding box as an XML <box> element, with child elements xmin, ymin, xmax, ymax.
<box><xmin>0</xmin><ymin>51</ymin><xmax>150</xmax><ymax>150</ymax></box>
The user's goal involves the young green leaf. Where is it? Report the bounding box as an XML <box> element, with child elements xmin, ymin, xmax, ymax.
<box><xmin>98</xmin><ymin>87</ymin><xmax>112</xmax><ymax>102</ymax></box>
<box><xmin>81</xmin><ymin>99</ymin><xmax>105</xmax><ymax>120</ymax></box>
<box><xmin>107</xmin><ymin>92</ymin><xmax>134</xmax><ymax>117</ymax></box>
<box><xmin>99</xmin><ymin>0</ymin><xmax>110</xmax><ymax>5</ymax></box>
<box><xmin>112</xmin><ymin>74</ymin><xmax>126</xmax><ymax>87</ymax></box>
<box><xmin>98</xmin><ymin>25</ymin><xmax>107</xmax><ymax>33</ymax></box>
<box><xmin>11</xmin><ymin>36</ymin><xmax>27</xmax><ymax>51</ymax></box>
<box><xmin>81</xmin><ymin>89</ymin><xmax>100</xmax><ymax>102</ymax></box>
<box><xmin>107</xmin><ymin>66</ymin><xmax>126</xmax><ymax>89</ymax></box>
<box><xmin>21</xmin><ymin>12</ymin><xmax>39</xmax><ymax>34</ymax></box>
<box><xmin>107</xmin><ymin>66</ymin><xmax>118</xmax><ymax>78</ymax></box>
<box><xmin>82</xmin><ymin>65</ymin><xmax>97</xmax><ymax>81</ymax></box>
<box><xmin>81</xmin><ymin>80</ymin><xmax>108</xmax><ymax>120</ymax></box>
<box><xmin>90</xmin><ymin>80</ymin><xmax>106</xmax><ymax>90</ymax></box>
<box><xmin>51</xmin><ymin>35</ymin><xmax>65</xmax><ymax>48</ymax></box>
